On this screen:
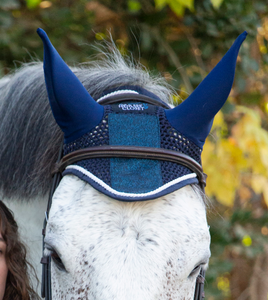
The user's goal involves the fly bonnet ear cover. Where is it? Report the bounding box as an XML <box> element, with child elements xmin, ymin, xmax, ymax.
<box><xmin>37</xmin><ymin>28</ymin><xmax>247</xmax><ymax>201</ymax></box>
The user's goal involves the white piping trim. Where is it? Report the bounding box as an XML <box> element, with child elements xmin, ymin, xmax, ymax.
<box><xmin>97</xmin><ymin>90</ymin><xmax>139</xmax><ymax>102</ymax></box>
<box><xmin>65</xmin><ymin>165</ymin><xmax>197</xmax><ymax>198</ymax></box>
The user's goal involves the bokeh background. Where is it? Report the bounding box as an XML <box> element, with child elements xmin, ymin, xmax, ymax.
<box><xmin>1</xmin><ymin>0</ymin><xmax>268</xmax><ymax>299</ymax></box>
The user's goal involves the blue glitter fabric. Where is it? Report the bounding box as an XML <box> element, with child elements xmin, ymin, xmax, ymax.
<box><xmin>109</xmin><ymin>113</ymin><xmax>162</xmax><ymax>193</ymax></box>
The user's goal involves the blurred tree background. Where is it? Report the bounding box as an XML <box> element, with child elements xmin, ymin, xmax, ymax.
<box><xmin>1</xmin><ymin>0</ymin><xmax>268</xmax><ymax>299</ymax></box>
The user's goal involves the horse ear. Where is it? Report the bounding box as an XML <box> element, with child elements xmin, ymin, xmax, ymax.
<box><xmin>165</xmin><ymin>31</ymin><xmax>247</xmax><ymax>148</ymax></box>
<box><xmin>37</xmin><ymin>28</ymin><xmax>104</xmax><ymax>143</ymax></box>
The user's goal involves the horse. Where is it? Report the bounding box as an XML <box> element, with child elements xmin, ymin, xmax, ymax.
<box><xmin>0</xmin><ymin>29</ymin><xmax>246</xmax><ymax>299</ymax></box>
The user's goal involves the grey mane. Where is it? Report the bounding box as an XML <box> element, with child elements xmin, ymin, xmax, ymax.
<box><xmin>0</xmin><ymin>46</ymin><xmax>174</xmax><ymax>200</ymax></box>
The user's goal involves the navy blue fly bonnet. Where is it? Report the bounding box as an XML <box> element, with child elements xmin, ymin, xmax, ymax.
<box><xmin>37</xmin><ymin>28</ymin><xmax>246</xmax><ymax>201</ymax></box>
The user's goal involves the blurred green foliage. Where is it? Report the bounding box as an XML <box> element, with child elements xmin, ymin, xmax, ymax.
<box><xmin>207</xmin><ymin>207</ymin><xmax>268</xmax><ymax>298</ymax></box>
<box><xmin>1</xmin><ymin>0</ymin><xmax>268</xmax><ymax>299</ymax></box>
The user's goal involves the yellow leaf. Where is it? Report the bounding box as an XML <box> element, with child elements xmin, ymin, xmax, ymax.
<box><xmin>242</xmin><ymin>235</ymin><xmax>252</xmax><ymax>247</ymax></box>
<box><xmin>212</xmin><ymin>110</ymin><xmax>225</xmax><ymax>128</ymax></box>
<box><xmin>176</xmin><ymin>0</ymin><xmax>194</xmax><ymax>11</ymax></box>
<box><xmin>252</xmin><ymin>175</ymin><xmax>266</xmax><ymax>194</ymax></box>
<box><xmin>265</xmin><ymin>101</ymin><xmax>268</xmax><ymax>114</ymax></box>
<box><xmin>238</xmin><ymin>186</ymin><xmax>251</xmax><ymax>201</ymax></box>
<box><xmin>154</xmin><ymin>0</ymin><xmax>194</xmax><ymax>15</ymax></box>
<box><xmin>217</xmin><ymin>275</ymin><xmax>230</xmax><ymax>294</ymax></box>
<box><xmin>202</xmin><ymin>140</ymin><xmax>215</xmax><ymax>165</ymax></box>
<box><xmin>203</xmin><ymin>139</ymin><xmax>246</xmax><ymax>207</ymax></box>
<box><xmin>210</xmin><ymin>0</ymin><xmax>224</xmax><ymax>9</ymax></box>
<box><xmin>263</xmin><ymin>184</ymin><xmax>268</xmax><ymax>207</ymax></box>
<box><xmin>26</xmin><ymin>0</ymin><xmax>41</xmax><ymax>9</ymax></box>
<box><xmin>251</xmin><ymin>176</ymin><xmax>268</xmax><ymax>207</ymax></box>
<box><xmin>154</xmin><ymin>0</ymin><xmax>168</xmax><ymax>10</ymax></box>
<box><xmin>95</xmin><ymin>32</ymin><xmax>106</xmax><ymax>40</ymax></box>
<box><xmin>168</xmin><ymin>1</ymin><xmax>184</xmax><ymax>16</ymax></box>
<box><xmin>128</xmin><ymin>0</ymin><xmax>142</xmax><ymax>12</ymax></box>
<box><xmin>232</xmin><ymin>107</ymin><xmax>268</xmax><ymax>177</ymax></box>
<box><xmin>209</xmin><ymin>111</ymin><xmax>227</xmax><ymax>141</ymax></box>
<box><xmin>260</xmin><ymin>142</ymin><xmax>268</xmax><ymax>169</ymax></box>
<box><xmin>172</xmin><ymin>94</ymin><xmax>183</xmax><ymax>106</ymax></box>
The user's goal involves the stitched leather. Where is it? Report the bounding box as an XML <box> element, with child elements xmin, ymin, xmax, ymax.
<box><xmin>53</xmin><ymin>145</ymin><xmax>207</xmax><ymax>190</ymax></box>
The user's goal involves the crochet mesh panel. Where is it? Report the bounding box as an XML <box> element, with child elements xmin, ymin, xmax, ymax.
<box><xmin>64</xmin><ymin>106</ymin><xmax>112</xmax><ymax>184</ymax></box>
<box><xmin>157</xmin><ymin>108</ymin><xmax>202</xmax><ymax>184</ymax></box>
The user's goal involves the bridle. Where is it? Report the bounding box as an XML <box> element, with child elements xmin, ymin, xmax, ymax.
<box><xmin>41</xmin><ymin>94</ymin><xmax>206</xmax><ymax>300</ymax></box>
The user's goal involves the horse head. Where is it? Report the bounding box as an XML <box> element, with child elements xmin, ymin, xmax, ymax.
<box><xmin>37</xmin><ymin>28</ymin><xmax>246</xmax><ymax>300</ymax></box>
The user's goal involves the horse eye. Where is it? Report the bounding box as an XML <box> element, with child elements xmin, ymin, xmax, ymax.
<box><xmin>50</xmin><ymin>250</ymin><xmax>66</xmax><ymax>272</ymax></box>
<box><xmin>188</xmin><ymin>264</ymin><xmax>202</xmax><ymax>278</ymax></box>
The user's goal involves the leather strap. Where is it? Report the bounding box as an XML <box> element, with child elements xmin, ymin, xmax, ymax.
<box><xmin>53</xmin><ymin>145</ymin><xmax>206</xmax><ymax>190</ymax></box>
<box><xmin>194</xmin><ymin>268</ymin><xmax>206</xmax><ymax>300</ymax></box>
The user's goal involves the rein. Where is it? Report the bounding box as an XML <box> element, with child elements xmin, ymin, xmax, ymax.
<box><xmin>41</xmin><ymin>94</ymin><xmax>206</xmax><ymax>300</ymax></box>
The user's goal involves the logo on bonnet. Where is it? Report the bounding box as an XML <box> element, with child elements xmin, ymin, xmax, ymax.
<box><xmin>118</xmin><ymin>103</ymin><xmax>148</xmax><ymax>111</ymax></box>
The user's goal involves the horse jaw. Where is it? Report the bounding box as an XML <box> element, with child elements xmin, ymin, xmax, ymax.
<box><xmin>46</xmin><ymin>175</ymin><xmax>210</xmax><ymax>300</ymax></box>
